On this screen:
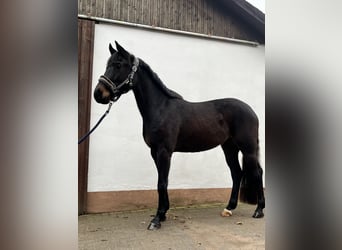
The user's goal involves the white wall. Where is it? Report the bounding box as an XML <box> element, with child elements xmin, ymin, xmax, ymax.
<box><xmin>88</xmin><ymin>23</ymin><xmax>265</xmax><ymax>192</ymax></box>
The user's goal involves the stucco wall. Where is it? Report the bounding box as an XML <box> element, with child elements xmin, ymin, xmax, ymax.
<box><xmin>88</xmin><ymin>23</ymin><xmax>265</xmax><ymax>192</ymax></box>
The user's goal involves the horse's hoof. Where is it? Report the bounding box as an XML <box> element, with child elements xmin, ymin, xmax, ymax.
<box><xmin>252</xmin><ymin>210</ymin><xmax>264</xmax><ymax>218</ymax></box>
<box><xmin>147</xmin><ymin>221</ymin><xmax>161</xmax><ymax>230</ymax></box>
<box><xmin>221</xmin><ymin>208</ymin><xmax>233</xmax><ymax>217</ymax></box>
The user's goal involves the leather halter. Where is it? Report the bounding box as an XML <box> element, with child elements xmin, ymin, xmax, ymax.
<box><xmin>98</xmin><ymin>57</ymin><xmax>139</xmax><ymax>101</ymax></box>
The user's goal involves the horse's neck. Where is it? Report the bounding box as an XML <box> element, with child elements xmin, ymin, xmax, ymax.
<box><xmin>132</xmin><ymin>69</ymin><xmax>169</xmax><ymax>121</ymax></box>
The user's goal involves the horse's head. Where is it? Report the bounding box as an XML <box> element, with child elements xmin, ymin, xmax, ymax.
<box><xmin>94</xmin><ymin>41</ymin><xmax>139</xmax><ymax>104</ymax></box>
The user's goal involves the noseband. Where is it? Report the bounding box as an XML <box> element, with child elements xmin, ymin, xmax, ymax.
<box><xmin>99</xmin><ymin>57</ymin><xmax>139</xmax><ymax>101</ymax></box>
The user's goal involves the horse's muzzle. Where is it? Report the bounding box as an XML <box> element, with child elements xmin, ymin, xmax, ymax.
<box><xmin>94</xmin><ymin>84</ymin><xmax>112</xmax><ymax>104</ymax></box>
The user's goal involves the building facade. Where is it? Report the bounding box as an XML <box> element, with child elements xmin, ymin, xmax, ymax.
<box><xmin>78</xmin><ymin>0</ymin><xmax>265</xmax><ymax>214</ymax></box>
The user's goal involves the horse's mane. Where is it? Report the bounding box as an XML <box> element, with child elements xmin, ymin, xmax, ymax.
<box><xmin>139</xmin><ymin>59</ymin><xmax>183</xmax><ymax>99</ymax></box>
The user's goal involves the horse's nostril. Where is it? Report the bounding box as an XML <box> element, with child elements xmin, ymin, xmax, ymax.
<box><xmin>94</xmin><ymin>87</ymin><xmax>103</xmax><ymax>102</ymax></box>
<box><xmin>94</xmin><ymin>86</ymin><xmax>110</xmax><ymax>104</ymax></box>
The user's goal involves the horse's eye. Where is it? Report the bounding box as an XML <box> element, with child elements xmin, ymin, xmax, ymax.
<box><xmin>115</xmin><ymin>63</ymin><xmax>121</xmax><ymax>69</ymax></box>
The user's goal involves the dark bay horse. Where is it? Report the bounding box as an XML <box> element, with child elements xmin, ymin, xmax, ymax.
<box><xmin>94</xmin><ymin>41</ymin><xmax>265</xmax><ymax>230</ymax></box>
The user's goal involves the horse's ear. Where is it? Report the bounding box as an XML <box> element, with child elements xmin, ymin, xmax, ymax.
<box><xmin>115</xmin><ymin>41</ymin><xmax>130</xmax><ymax>59</ymax></box>
<box><xmin>109</xmin><ymin>43</ymin><xmax>116</xmax><ymax>54</ymax></box>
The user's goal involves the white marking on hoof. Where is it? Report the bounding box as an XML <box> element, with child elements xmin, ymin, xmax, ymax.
<box><xmin>221</xmin><ymin>208</ymin><xmax>233</xmax><ymax>217</ymax></box>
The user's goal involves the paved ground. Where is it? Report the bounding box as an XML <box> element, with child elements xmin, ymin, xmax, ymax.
<box><xmin>79</xmin><ymin>203</ymin><xmax>265</xmax><ymax>250</ymax></box>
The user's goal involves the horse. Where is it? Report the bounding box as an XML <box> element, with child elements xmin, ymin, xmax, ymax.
<box><xmin>93</xmin><ymin>41</ymin><xmax>265</xmax><ymax>230</ymax></box>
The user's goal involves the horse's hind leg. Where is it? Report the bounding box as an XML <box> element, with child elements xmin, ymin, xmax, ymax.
<box><xmin>254</xmin><ymin>162</ymin><xmax>265</xmax><ymax>218</ymax></box>
<box><xmin>221</xmin><ymin>139</ymin><xmax>242</xmax><ymax>216</ymax></box>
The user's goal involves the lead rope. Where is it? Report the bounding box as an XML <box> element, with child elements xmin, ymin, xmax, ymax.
<box><xmin>79</xmin><ymin>57</ymin><xmax>139</xmax><ymax>144</ymax></box>
<box><xmin>78</xmin><ymin>101</ymin><xmax>114</xmax><ymax>144</ymax></box>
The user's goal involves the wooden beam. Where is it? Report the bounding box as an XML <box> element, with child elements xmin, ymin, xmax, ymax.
<box><xmin>78</xmin><ymin>19</ymin><xmax>95</xmax><ymax>215</ymax></box>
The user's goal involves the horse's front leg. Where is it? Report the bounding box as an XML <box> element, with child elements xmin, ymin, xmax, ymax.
<box><xmin>148</xmin><ymin>147</ymin><xmax>171</xmax><ymax>230</ymax></box>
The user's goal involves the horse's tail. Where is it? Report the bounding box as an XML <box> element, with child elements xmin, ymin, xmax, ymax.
<box><xmin>239</xmin><ymin>140</ymin><xmax>262</xmax><ymax>205</ymax></box>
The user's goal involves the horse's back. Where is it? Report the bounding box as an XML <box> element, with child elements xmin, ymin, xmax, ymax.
<box><xmin>172</xmin><ymin>98</ymin><xmax>258</xmax><ymax>152</ymax></box>
<box><xmin>178</xmin><ymin>98</ymin><xmax>258</xmax><ymax>127</ymax></box>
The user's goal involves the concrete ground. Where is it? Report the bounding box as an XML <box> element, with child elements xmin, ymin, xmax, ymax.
<box><xmin>79</xmin><ymin>203</ymin><xmax>265</xmax><ymax>250</ymax></box>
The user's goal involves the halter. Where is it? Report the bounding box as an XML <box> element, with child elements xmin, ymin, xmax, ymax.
<box><xmin>99</xmin><ymin>56</ymin><xmax>139</xmax><ymax>101</ymax></box>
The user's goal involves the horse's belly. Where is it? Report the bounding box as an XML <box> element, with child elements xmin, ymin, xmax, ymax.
<box><xmin>175</xmin><ymin>141</ymin><xmax>221</xmax><ymax>152</ymax></box>
<box><xmin>175</xmin><ymin>126</ymin><xmax>229</xmax><ymax>152</ymax></box>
